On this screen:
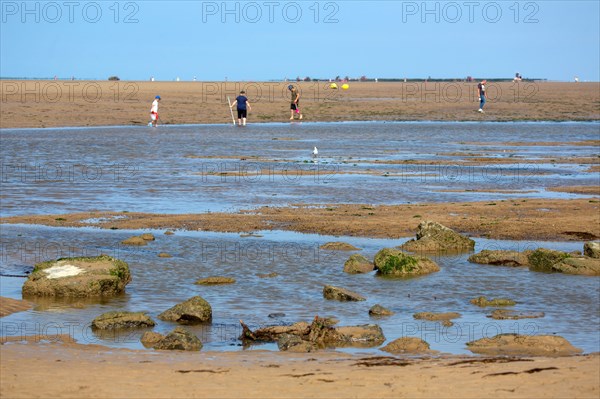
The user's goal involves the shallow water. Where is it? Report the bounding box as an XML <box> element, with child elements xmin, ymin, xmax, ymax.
<box><xmin>1</xmin><ymin>121</ymin><xmax>599</xmax><ymax>355</ymax></box>
<box><xmin>1</xmin><ymin>121</ymin><xmax>598</xmax><ymax>216</ymax></box>
<box><xmin>1</xmin><ymin>224</ymin><xmax>599</xmax><ymax>355</ymax></box>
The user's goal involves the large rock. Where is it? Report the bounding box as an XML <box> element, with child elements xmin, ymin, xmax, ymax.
<box><xmin>22</xmin><ymin>255</ymin><xmax>131</xmax><ymax>298</ymax></box>
<box><xmin>583</xmin><ymin>242</ymin><xmax>600</xmax><ymax>258</ymax></box>
<box><xmin>466</xmin><ymin>334</ymin><xmax>582</xmax><ymax>357</ymax></box>
<box><xmin>323</xmin><ymin>285</ymin><xmax>365</xmax><ymax>301</ymax></box>
<box><xmin>528</xmin><ymin>248</ymin><xmax>600</xmax><ymax>276</ymax></box>
<box><xmin>343</xmin><ymin>254</ymin><xmax>375</xmax><ymax>274</ymax></box>
<box><xmin>374</xmin><ymin>248</ymin><xmax>439</xmax><ymax>277</ymax></box>
<box><xmin>401</xmin><ymin>221</ymin><xmax>475</xmax><ymax>253</ymax></box>
<box><xmin>91</xmin><ymin>311</ymin><xmax>155</xmax><ymax>330</ymax></box>
<box><xmin>468</xmin><ymin>250</ymin><xmax>531</xmax><ymax>267</ymax></box>
<box><xmin>152</xmin><ymin>327</ymin><xmax>202</xmax><ymax>351</ymax></box>
<box><xmin>241</xmin><ymin>317</ymin><xmax>384</xmax><ymax>349</ymax></box>
<box><xmin>381</xmin><ymin>337</ymin><xmax>432</xmax><ymax>354</ymax></box>
<box><xmin>158</xmin><ymin>296</ymin><xmax>212</xmax><ymax>324</ymax></box>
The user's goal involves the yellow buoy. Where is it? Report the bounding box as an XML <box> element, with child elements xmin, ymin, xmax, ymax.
<box><xmin>341</xmin><ymin>83</ymin><xmax>349</xmax><ymax>90</ymax></box>
<box><xmin>329</xmin><ymin>83</ymin><xmax>338</xmax><ymax>89</ymax></box>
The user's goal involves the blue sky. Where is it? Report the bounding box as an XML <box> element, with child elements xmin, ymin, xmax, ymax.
<box><xmin>1</xmin><ymin>1</ymin><xmax>599</xmax><ymax>81</ymax></box>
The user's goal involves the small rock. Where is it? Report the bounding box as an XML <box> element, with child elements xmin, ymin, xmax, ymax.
<box><xmin>488</xmin><ymin>309</ymin><xmax>545</xmax><ymax>320</ymax></box>
<box><xmin>343</xmin><ymin>254</ymin><xmax>374</xmax><ymax>274</ymax></box>
<box><xmin>121</xmin><ymin>236</ymin><xmax>147</xmax><ymax>246</ymax></box>
<box><xmin>369</xmin><ymin>304</ymin><xmax>395</xmax><ymax>316</ymax></box>
<box><xmin>153</xmin><ymin>327</ymin><xmax>202</xmax><ymax>351</ymax></box>
<box><xmin>141</xmin><ymin>331</ymin><xmax>164</xmax><ymax>348</ymax></box>
<box><xmin>467</xmin><ymin>334</ymin><xmax>582</xmax><ymax>357</ymax></box>
<box><xmin>381</xmin><ymin>337</ymin><xmax>432</xmax><ymax>354</ymax></box>
<box><xmin>320</xmin><ymin>242</ymin><xmax>361</xmax><ymax>251</ymax></box>
<box><xmin>158</xmin><ymin>253</ymin><xmax>172</xmax><ymax>258</ymax></box>
<box><xmin>323</xmin><ymin>285</ymin><xmax>366</xmax><ymax>302</ymax></box>
<box><xmin>468</xmin><ymin>250</ymin><xmax>531</xmax><ymax>267</ymax></box>
<box><xmin>413</xmin><ymin>312</ymin><xmax>461</xmax><ymax>322</ymax></box>
<box><xmin>277</xmin><ymin>334</ymin><xmax>316</xmax><ymax>352</ymax></box>
<box><xmin>583</xmin><ymin>242</ymin><xmax>600</xmax><ymax>258</ymax></box>
<box><xmin>470</xmin><ymin>296</ymin><xmax>516</xmax><ymax>307</ymax></box>
<box><xmin>164</xmin><ymin>230</ymin><xmax>174</xmax><ymax>235</ymax></box>
<box><xmin>257</xmin><ymin>272</ymin><xmax>278</xmax><ymax>278</ymax></box>
<box><xmin>140</xmin><ymin>233</ymin><xmax>155</xmax><ymax>241</ymax></box>
<box><xmin>194</xmin><ymin>276</ymin><xmax>236</xmax><ymax>285</ymax></box>
<box><xmin>91</xmin><ymin>311</ymin><xmax>155</xmax><ymax>330</ymax></box>
<box><xmin>158</xmin><ymin>296</ymin><xmax>212</xmax><ymax>324</ymax></box>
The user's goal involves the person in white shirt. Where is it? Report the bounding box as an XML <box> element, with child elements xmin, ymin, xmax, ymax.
<box><xmin>150</xmin><ymin>95</ymin><xmax>161</xmax><ymax>126</ymax></box>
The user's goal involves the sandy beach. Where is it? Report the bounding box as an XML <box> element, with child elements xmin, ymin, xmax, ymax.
<box><xmin>1</xmin><ymin>80</ymin><xmax>599</xmax><ymax>128</ymax></box>
<box><xmin>1</xmin><ymin>80</ymin><xmax>599</xmax><ymax>398</ymax></box>
<box><xmin>1</xmin><ymin>335</ymin><xmax>599</xmax><ymax>399</ymax></box>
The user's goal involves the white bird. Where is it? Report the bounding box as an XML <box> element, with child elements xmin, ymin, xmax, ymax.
<box><xmin>312</xmin><ymin>146</ymin><xmax>318</xmax><ymax>163</ymax></box>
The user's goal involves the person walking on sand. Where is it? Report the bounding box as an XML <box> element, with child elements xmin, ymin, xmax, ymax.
<box><xmin>149</xmin><ymin>95</ymin><xmax>161</xmax><ymax>126</ymax></box>
<box><xmin>288</xmin><ymin>85</ymin><xmax>303</xmax><ymax>120</ymax></box>
<box><xmin>477</xmin><ymin>80</ymin><xmax>487</xmax><ymax>113</ymax></box>
<box><xmin>230</xmin><ymin>90</ymin><xmax>251</xmax><ymax>126</ymax></box>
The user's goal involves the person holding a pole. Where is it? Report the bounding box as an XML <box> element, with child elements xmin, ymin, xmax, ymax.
<box><xmin>230</xmin><ymin>90</ymin><xmax>251</xmax><ymax>126</ymax></box>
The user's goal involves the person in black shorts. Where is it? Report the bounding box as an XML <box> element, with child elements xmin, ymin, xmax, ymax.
<box><xmin>288</xmin><ymin>85</ymin><xmax>303</xmax><ymax>120</ymax></box>
<box><xmin>230</xmin><ymin>90</ymin><xmax>252</xmax><ymax>126</ymax></box>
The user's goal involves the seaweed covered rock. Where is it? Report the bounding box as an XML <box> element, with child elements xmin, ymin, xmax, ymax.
<box><xmin>468</xmin><ymin>250</ymin><xmax>531</xmax><ymax>267</ymax></box>
<box><xmin>91</xmin><ymin>311</ymin><xmax>155</xmax><ymax>330</ymax></box>
<box><xmin>374</xmin><ymin>248</ymin><xmax>439</xmax><ymax>277</ymax></box>
<box><xmin>467</xmin><ymin>334</ymin><xmax>582</xmax><ymax>357</ymax></box>
<box><xmin>22</xmin><ymin>255</ymin><xmax>131</xmax><ymax>298</ymax></box>
<box><xmin>401</xmin><ymin>221</ymin><xmax>475</xmax><ymax>253</ymax></box>
<box><xmin>343</xmin><ymin>254</ymin><xmax>374</xmax><ymax>274</ymax></box>
<box><xmin>158</xmin><ymin>296</ymin><xmax>212</xmax><ymax>324</ymax></box>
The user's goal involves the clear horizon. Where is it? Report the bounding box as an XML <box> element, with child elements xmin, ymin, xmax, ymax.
<box><xmin>1</xmin><ymin>1</ymin><xmax>599</xmax><ymax>82</ymax></box>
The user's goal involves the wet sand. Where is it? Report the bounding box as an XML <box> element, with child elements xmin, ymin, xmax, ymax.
<box><xmin>1</xmin><ymin>337</ymin><xmax>599</xmax><ymax>399</ymax></box>
<box><xmin>0</xmin><ymin>297</ymin><xmax>32</xmax><ymax>317</ymax></box>
<box><xmin>1</xmin><ymin>81</ymin><xmax>598</xmax><ymax>128</ymax></box>
<box><xmin>3</xmin><ymin>198</ymin><xmax>598</xmax><ymax>241</ymax></box>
